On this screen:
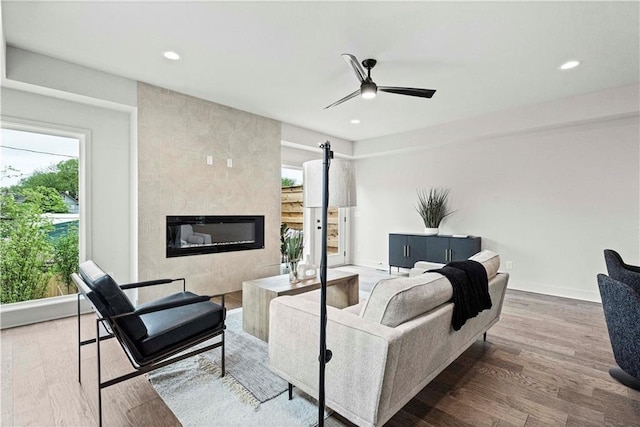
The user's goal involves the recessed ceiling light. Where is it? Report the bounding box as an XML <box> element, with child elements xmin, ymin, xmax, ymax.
<box><xmin>163</xmin><ymin>51</ymin><xmax>181</xmax><ymax>61</ymax></box>
<box><xmin>350</xmin><ymin>119</ymin><xmax>360</xmax><ymax>124</ymax></box>
<box><xmin>559</xmin><ymin>60</ymin><xmax>580</xmax><ymax>70</ymax></box>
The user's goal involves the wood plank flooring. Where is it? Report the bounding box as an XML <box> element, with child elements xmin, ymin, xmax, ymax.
<box><xmin>1</xmin><ymin>270</ymin><xmax>639</xmax><ymax>426</ymax></box>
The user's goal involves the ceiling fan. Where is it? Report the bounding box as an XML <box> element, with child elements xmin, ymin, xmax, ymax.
<box><xmin>325</xmin><ymin>54</ymin><xmax>437</xmax><ymax>109</ymax></box>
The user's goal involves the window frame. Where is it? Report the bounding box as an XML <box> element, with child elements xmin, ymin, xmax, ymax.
<box><xmin>0</xmin><ymin>116</ymin><xmax>92</xmax><ymax>328</ymax></box>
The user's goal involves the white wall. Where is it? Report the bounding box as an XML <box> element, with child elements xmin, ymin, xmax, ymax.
<box><xmin>5</xmin><ymin>46</ymin><xmax>137</xmax><ymax>108</ymax></box>
<box><xmin>352</xmin><ymin>87</ymin><xmax>640</xmax><ymax>302</ymax></box>
<box><xmin>281</xmin><ymin>145</ymin><xmax>322</xmax><ymax>168</ymax></box>
<box><xmin>281</xmin><ymin>122</ymin><xmax>353</xmax><ymax>162</ymax></box>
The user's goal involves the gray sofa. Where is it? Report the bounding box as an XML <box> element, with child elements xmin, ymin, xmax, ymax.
<box><xmin>269</xmin><ymin>250</ymin><xmax>508</xmax><ymax>426</ymax></box>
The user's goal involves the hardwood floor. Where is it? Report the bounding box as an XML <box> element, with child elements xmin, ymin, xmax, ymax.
<box><xmin>2</xmin><ymin>271</ymin><xmax>639</xmax><ymax>426</ymax></box>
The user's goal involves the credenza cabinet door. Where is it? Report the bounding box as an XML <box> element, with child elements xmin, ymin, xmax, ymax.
<box><xmin>389</xmin><ymin>234</ymin><xmax>410</xmax><ymax>268</ymax></box>
<box><xmin>449</xmin><ymin>237</ymin><xmax>481</xmax><ymax>261</ymax></box>
<box><xmin>425</xmin><ymin>236</ymin><xmax>449</xmax><ymax>263</ymax></box>
<box><xmin>407</xmin><ymin>235</ymin><xmax>427</xmax><ymax>266</ymax></box>
<box><xmin>389</xmin><ymin>234</ymin><xmax>428</xmax><ymax>268</ymax></box>
<box><xmin>389</xmin><ymin>233</ymin><xmax>482</xmax><ymax>269</ymax></box>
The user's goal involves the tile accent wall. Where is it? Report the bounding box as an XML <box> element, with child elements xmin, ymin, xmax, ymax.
<box><xmin>137</xmin><ymin>83</ymin><xmax>281</xmax><ymax>303</ymax></box>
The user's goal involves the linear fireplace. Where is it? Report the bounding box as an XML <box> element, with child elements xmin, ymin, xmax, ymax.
<box><xmin>166</xmin><ymin>215</ymin><xmax>265</xmax><ymax>258</ymax></box>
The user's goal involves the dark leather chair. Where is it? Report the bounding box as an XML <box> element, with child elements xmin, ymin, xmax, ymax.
<box><xmin>73</xmin><ymin>260</ymin><xmax>226</xmax><ymax>426</ymax></box>
<box><xmin>598</xmin><ymin>250</ymin><xmax>640</xmax><ymax>390</ymax></box>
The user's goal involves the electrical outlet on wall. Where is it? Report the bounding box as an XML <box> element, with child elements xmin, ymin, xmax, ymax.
<box><xmin>506</xmin><ymin>261</ymin><xmax>513</xmax><ymax>269</ymax></box>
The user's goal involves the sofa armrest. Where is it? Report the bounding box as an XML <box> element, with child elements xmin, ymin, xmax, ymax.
<box><xmin>409</xmin><ymin>261</ymin><xmax>444</xmax><ymax>277</ymax></box>
<box><xmin>269</xmin><ymin>296</ymin><xmax>403</xmax><ymax>427</ymax></box>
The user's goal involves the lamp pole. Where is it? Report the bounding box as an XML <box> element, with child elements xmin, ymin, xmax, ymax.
<box><xmin>318</xmin><ymin>141</ymin><xmax>332</xmax><ymax>427</ymax></box>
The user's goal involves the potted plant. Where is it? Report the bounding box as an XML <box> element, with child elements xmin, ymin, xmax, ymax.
<box><xmin>283</xmin><ymin>229</ymin><xmax>304</xmax><ymax>282</ymax></box>
<box><xmin>415</xmin><ymin>188</ymin><xmax>454</xmax><ymax>235</ymax></box>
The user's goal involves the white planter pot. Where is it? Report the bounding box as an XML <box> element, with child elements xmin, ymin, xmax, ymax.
<box><xmin>424</xmin><ymin>227</ymin><xmax>439</xmax><ymax>235</ymax></box>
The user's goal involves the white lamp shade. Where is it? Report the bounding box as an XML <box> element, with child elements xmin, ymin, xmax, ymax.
<box><xmin>303</xmin><ymin>158</ymin><xmax>357</xmax><ymax>208</ymax></box>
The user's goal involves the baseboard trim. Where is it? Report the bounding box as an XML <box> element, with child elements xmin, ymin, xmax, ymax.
<box><xmin>506</xmin><ymin>279</ymin><xmax>601</xmax><ymax>303</ymax></box>
<box><xmin>0</xmin><ymin>294</ymin><xmax>92</xmax><ymax>329</ymax></box>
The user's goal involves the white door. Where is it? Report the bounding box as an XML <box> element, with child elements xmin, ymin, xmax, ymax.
<box><xmin>311</xmin><ymin>207</ymin><xmax>348</xmax><ymax>266</ymax></box>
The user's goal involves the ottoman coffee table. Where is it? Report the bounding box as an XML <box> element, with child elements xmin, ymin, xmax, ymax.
<box><xmin>242</xmin><ymin>270</ymin><xmax>359</xmax><ymax>341</ymax></box>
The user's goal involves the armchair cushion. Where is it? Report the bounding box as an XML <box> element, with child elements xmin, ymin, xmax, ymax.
<box><xmin>137</xmin><ymin>292</ymin><xmax>225</xmax><ymax>361</ymax></box>
<box><xmin>79</xmin><ymin>260</ymin><xmax>147</xmax><ymax>341</ymax></box>
<box><xmin>604</xmin><ymin>249</ymin><xmax>640</xmax><ymax>293</ymax></box>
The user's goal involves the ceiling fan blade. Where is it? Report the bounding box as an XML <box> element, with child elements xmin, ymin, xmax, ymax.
<box><xmin>341</xmin><ymin>53</ymin><xmax>366</xmax><ymax>84</ymax></box>
<box><xmin>324</xmin><ymin>89</ymin><xmax>361</xmax><ymax>109</ymax></box>
<box><xmin>379</xmin><ymin>86</ymin><xmax>436</xmax><ymax>98</ymax></box>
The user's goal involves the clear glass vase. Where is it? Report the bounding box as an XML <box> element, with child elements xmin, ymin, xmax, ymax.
<box><xmin>289</xmin><ymin>260</ymin><xmax>299</xmax><ymax>282</ymax></box>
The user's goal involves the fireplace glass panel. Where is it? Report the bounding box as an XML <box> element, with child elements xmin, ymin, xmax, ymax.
<box><xmin>167</xmin><ymin>215</ymin><xmax>264</xmax><ymax>257</ymax></box>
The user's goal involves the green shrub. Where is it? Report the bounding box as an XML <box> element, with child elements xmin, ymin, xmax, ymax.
<box><xmin>281</xmin><ymin>177</ymin><xmax>297</xmax><ymax>187</ymax></box>
<box><xmin>0</xmin><ymin>194</ymin><xmax>54</xmax><ymax>304</ymax></box>
<box><xmin>53</xmin><ymin>224</ymin><xmax>79</xmax><ymax>293</ymax></box>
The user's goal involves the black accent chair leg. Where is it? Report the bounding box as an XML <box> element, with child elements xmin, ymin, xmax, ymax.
<box><xmin>610</xmin><ymin>367</ymin><xmax>640</xmax><ymax>391</ymax></box>
<box><xmin>96</xmin><ymin>319</ymin><xmax>103</xmax><ymax>427</ymax></box>
<box><xmin>221</xmin><ymin>331</ymin><xmax>225</xmax><ymax>377</ymax></box>
<box><xmin>77</xmin><ymin>293</ymin><xmax>82</xmax><ymax>383</ymax></box>
<box><xmin>288</xmin><ymin>383</ymin><xmax>293</xmax><ymax>400</ymax></box>
<box><xmin>483</xmin><ymin>332</ymin><xmax>487</xmax><ymax>342</ymax></box>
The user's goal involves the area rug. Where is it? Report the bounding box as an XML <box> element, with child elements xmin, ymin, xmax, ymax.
<box><xmin>148</xmin><ymin>309</ymin><xmax>328</xmax><ymax>426</ymax></box>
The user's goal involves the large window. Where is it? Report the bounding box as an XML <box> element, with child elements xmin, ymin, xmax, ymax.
<box><xmin>1</xmin><ymin>128</ymin><xmax>80</xmax><ymax>305</ymax></box>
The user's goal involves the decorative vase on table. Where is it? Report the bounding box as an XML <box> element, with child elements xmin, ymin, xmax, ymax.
<box><xmin>289</xmin><ymin>260</ymin><xmax>300</xmax><ymax>282</ymax></box>
<box><xmin>424</xmin><ymin>227</ymin><xmax>439</xmax><ymax>236</ymax></box>
<box><xmin>283</xmin><ymin>229</ymin><xmax>304</xmax><ymax>283</ymax></box>
<box><xmin>297</xmin><ymin>255</ymin><xmax>318</xmax><ymax>280</ymax></box>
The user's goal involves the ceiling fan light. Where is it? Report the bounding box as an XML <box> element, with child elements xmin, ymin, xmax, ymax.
<box><xmin>361</xmin><ymin>82</ymin><xmax>377</xmax><ymax>99</ymax></box>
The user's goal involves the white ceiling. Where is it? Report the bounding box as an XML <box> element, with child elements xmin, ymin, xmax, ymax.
<box><xmin>2</xmin><ymin>1</ymin><xmax>639</xmax><ymax>142</ymax></box>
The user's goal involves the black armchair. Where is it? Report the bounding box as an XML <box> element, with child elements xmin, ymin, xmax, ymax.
<box><xmin>73</xmin><ymin>260</ymin><xmax>226</xmax><ymax>426</ymax></box>
<box><xmin>598</xmin><ymin>250</ymin><xmax>640</xmax><ymax>390</ymax></box>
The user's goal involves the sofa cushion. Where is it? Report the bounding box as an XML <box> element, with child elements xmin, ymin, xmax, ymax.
<box><xmin>361</xmin><ymin>250</ymin><xmax>501</xmax><ymax>327</ymax></box>
<box><xmin>413</xmin><ymin>261</ymin><xmax>444</xmax><ymax>270</ymax></box>
<box><xmin>360</xmin><ymin>273</ymin><xmax>453</xmax><ymax>327</ymax></box>
<box><xmin>469</xmin><ymin>250</ymin><xmax>500</xmax><ymax>280</ymax></box>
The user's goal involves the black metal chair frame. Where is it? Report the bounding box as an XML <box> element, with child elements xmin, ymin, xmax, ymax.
<box><xmin>75</xmin><ymin>276</ymin><xmax>225</xmax><ymax>426</ymax></box>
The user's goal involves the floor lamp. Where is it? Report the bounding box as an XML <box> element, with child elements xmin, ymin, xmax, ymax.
<box><xmin>303</xmin><ymin>142</ymin><xmax>356</xmax><ymax>427</ymax></box>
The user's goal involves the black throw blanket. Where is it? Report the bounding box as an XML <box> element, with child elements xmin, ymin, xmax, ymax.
<box><xmin>428</xmin><ymin>260</ymin><xmax>492</xmax><ymax>331</ymax></box>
